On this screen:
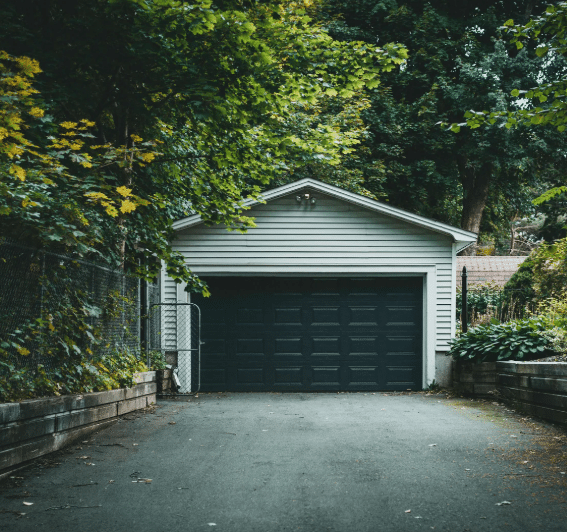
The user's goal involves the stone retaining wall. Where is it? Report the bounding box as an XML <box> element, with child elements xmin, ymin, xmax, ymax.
<box><xmin>0</xmin><ymin>371</ymin><xmax>156</xmax><ymax>479</ymax></box>
<box><xmin>156</xmin><ymin>368</ymin><xmax>174</xmax><ymax>394</ymax></box>
<box><xmin>452</xmin><ymin>361</ymin><xmax>498</xmax><ymax>397</ymax></box>
<box><xmin>497</xmin><ymin>361</ymin><xmax>567</xmax><ymax>426</ymax></box>
<box><xmin>452</xmin><ymin>360</ymin><xmax>567</xmax><ymax>427</ymax></box>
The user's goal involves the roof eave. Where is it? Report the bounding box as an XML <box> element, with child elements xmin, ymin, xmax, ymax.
<box><xmin>172</xmin><ymin>178</ymin><xmax>478</xmax><ymax>244</ymax></box>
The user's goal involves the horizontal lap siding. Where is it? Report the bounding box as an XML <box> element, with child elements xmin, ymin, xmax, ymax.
<box><xmin>172</xmin><ymin>193</ymin><xmax>454</xmax><ymax>351</ymax></box>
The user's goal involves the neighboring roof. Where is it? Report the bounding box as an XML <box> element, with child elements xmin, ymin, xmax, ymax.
<box><xmin>173</xmin><ymin>178</ymin><xmax>477</xmax><ymax>251</ymax></box>
<box><xmin>456</xmin><ymin>256</ymin><xmax>527</xmax><ymax>287</ymax></box>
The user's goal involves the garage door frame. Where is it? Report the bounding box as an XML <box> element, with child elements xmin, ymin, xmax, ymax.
<box><xmin>183</xmin><ymin>263</ymin><xmax>437</xmax><ymax>389</ymax></box>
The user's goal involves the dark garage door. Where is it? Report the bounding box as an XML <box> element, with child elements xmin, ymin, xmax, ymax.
<box><xmin>193</xmin><ymin>277</ymin><xmax>423</xmax><ymax>392</ymax></box>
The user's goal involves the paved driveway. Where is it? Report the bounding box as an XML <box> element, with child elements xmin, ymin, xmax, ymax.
<box><xmin>1</xmin><ymin>392</ymin><xmax>567</xmax><ymax>532</ymax></box>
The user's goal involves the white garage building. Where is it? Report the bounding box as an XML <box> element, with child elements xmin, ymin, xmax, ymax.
<box><xmin>162</xmin><ymin>178</ymin><xmax>476</xmax><ymax>392</ymax></box>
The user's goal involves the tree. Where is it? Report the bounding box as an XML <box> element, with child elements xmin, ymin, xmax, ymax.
<box><xmin>464</xmin><ymin>2</ymin><xmax>567</xmax><ymax>132</ymax></box>
<box><xmin>321</xmin><ymin>0</ymin><xmax>560</xmax><ymax>251</ymax></box>
<box><xmin>0</xmin><ymin>0</ymin><xmax>407</xmax><ymax>289</ymax></box>
<box><xmin>461</xmin><ymin>2</ymin><xmax>567</xmax><ymax>209</ymax></box>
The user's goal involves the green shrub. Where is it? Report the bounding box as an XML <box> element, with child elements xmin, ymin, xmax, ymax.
<box><xmin>0</xmin><ymin>347</ymin><xmax>148</xmax><ymax>403</ymax></box>
<box><xmin>456</xmin><ymin>282</ymin><xmax>504</xmax><ymax>324</ymax></box>
<box><xmin>503</xmin><ymin>237</ymin><xmax>567</xmax><ymax>316</ymax></box>
<box><xmin>146</xmin><ymin>350</ymin><xmax>167</xmax><ymax>370</ymax></box>
<box><xmin>541</xmin><ymin>327</ymin><xmax>567</xmax><ymax>357</ymax></box>
<box><xmin>449</xmin><ymin>316</ymin><xmax>555</xmax><ymax>363</ymax></box>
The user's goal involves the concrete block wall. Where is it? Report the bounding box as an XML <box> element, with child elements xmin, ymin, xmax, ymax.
<box><xmin>0</xmin><ymin>372</ymin><xmax>157</xmax><ymax>479</ymax></box>
<box><xmin>156</xmin><ymin>369</ymin><xmax>174</xmax><ymax>394</ymax></box>
<box><xmin>497</xmin><ymin>361</ymin><xmax>567</xmax><ymax>426</ymax></box>
<box><xmin>452</xmin><ymin>361</ymin><xmax>498</xmax><ymax>397</ymax></box>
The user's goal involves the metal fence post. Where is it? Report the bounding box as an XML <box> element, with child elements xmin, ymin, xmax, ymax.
<box><xmin>461</xmin><ymin>266</ymin><xmax>468</xmax><ymax>333</ymax></box>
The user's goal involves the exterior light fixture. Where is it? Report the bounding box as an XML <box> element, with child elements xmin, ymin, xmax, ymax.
<box><xmin>296</xmin><ymin>192</ymin><xmax>315</xmax><ymax>203</ymax></box>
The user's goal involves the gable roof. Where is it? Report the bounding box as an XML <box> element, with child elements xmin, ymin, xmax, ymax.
<box><xmin>172</xmin><ymin>178</ymin><xmax>477</xmax><ymax>252</ymax></box>
<box><xmin>456</xmin><ymin>256</ymin><xmax>527</xmax><ymax>287</ymax></box>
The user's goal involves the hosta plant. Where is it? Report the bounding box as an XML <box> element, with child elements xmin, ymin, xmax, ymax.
<box><xmin>449</xmin><ymin>317</ymin><xmax>555</xmax><ymax>364</ymax></box>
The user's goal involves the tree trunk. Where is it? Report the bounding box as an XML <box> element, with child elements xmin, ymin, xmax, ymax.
<box><xmin>458</xmin><ymin>156</ymin><xmax>492</xmax><ymax>255</ymax></box>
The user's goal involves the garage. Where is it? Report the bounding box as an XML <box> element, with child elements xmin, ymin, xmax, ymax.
<box><xmin>193</xmin><ymin>276</ymin><xmax>422</xmax><ymax>391</ymax></box>
<box><xmin>165</xmin><ymin>178</ymin><xmax>477</xmax><ymax>392</ymax></box>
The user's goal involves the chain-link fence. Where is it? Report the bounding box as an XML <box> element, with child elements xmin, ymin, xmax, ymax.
<box><xmin>149</xmin><ymin>303</ymin><xmax>200</xmax><ymax>393</ymax></box>
<box><xmin>0</xmin><ymin>238</ymin><xmax>145</xmax><ymax>372</ymax></box>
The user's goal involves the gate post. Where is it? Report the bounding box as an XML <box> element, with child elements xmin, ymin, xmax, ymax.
<box><xmin>461</xmin><ymin>266</ymin><xmax>468</xmax><ymax>333</ymax></box>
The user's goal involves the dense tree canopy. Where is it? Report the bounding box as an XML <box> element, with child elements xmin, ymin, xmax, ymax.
<box><xmin>0</xmin><ymin>0</ymin><xmax>407</xmax><ymax>289</ymax></box>
<box><xmin>460</xmin><ymin>2</ymin><xmax>567</xmax><ymax>215</ymax></box>
<box><xmin>321</xmin><ymin>0</ymin><xmax>565</xmax><ymax>252</ymax></box>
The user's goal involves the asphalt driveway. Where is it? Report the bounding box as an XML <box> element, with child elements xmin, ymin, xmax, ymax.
<box><xmin>1</xmin><ymin>392</ymin><xmax>567</xmax><ymax>532</ymax></box>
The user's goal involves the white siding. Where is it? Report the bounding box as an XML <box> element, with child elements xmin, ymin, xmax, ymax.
<box><xmin>171</xmin><ymin>192</ymin><xmax>455</xmax><ymax>352</ymax></box>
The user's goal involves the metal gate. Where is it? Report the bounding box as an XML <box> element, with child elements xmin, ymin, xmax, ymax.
<box><xmin>148</xmin><ymin>303</ymin><xmax>201</xmax><ymax>394</ymax></box>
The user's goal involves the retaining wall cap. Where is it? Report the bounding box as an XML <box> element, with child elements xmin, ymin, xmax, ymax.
<box><xmin>133</xmin><ymin>371</ymin><xmax>156</xmax><ymax>384</ymax></box>
<box><xmin>0</xmin><ymin>378</ymin><xmax>156</xmax><ymax>422</ymax></box>
<box><xmin>497</xmin><ymin>361</ymin><xmax>567</xmax><ymax>376</ymax></box>
<box><xmin>0</xmin><ymin>403</ymin><xmax>21</xmax><ymax>424</ymax></box>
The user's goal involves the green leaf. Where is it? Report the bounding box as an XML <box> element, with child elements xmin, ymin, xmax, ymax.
<box><xmin>535</xmin><ymin>46</ymin><xmax>549</xmax><ymax>57</ymax></box>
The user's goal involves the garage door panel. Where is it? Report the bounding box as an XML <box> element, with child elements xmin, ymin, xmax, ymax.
<box><xmin>274</xmin><ymin>337</ymin><xmax>303</xmax><ymax>355</ymax></box>
<box><xmin>202</xmin><ymin>368</ymin><xmax>227</xmax><ymax>388</ymax></box>
<box><xmin>385</xmin><ymin>334</ymin><xmax>419</xmax><ymax>347</ymax></box>
<box><xmin>274</xmin><ymin>367</ymin><xmax>303</xmax><ymax>385</ymax></box>
<box><xmin>347</xmin><ymin>336</ymin><xmax>378</xmax><ymax>355</ymax></box>
<box><xmin>201</xmin><ymin>338</ymin><xmax>226</xmax><ymax>355</ymax></box>
<box><xmin>311</xmin><ymin>306</ymin><xmax>341</xmax><ymax>325</ymax></box>
<box><xmin>311</xmin><ymin>279</ymin><xmax>341</xmax><ymax>296</ymax></box>
<box><xmin>347</xmin><ymin>366</ymin><xmax>379</xmax><ymax>386</ymax></box>
<box><xmin>311</xmin><ymin>366</ymin><xmax>341</xmax><ymax>385</ymax></box>
<box><xmin>311</xmin><ymin>336</ymin><xmax>341</xmax><ymax>355</ymax></box>
<box><xmin>274</xmin><ymin>307</ymin><xmax>302</xmax><ymax>325</ymax></box>
<box><xmin>385</xmin><ymin>366</ymin><xmax>417</xmax><ymax>387</ymax></box>
<box><xmin>385</xmin><ymin>351</ymin><xmax>419</xmax><ymax>362</ymax></box>
<box><xmin>236</xmin><ymin>307</ymin><xmax>265</xmax><ymax>325</ymax></box>
<box><xmin>348</xmin><ymin>306</ymin><xmax>379</xmax><ymax>326</ymax></box>
<box><xmin>386</xmin><ymin>305</ymin><xmax>419</xmax><ymax>322</ymax></box>
<box><xmin>236</xmin><ymin>338</ymin><xmax>265</xmax><ymax>356</ymax></box>
<box><xmin>236</xmin><ymin>368</ymin><xmax>265</xmax><ymax>385</ymax></box>
<box><xmin>196</xmin><ymin>277</ymin><xmax>422</xmax><ymax>392</ymax></box>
